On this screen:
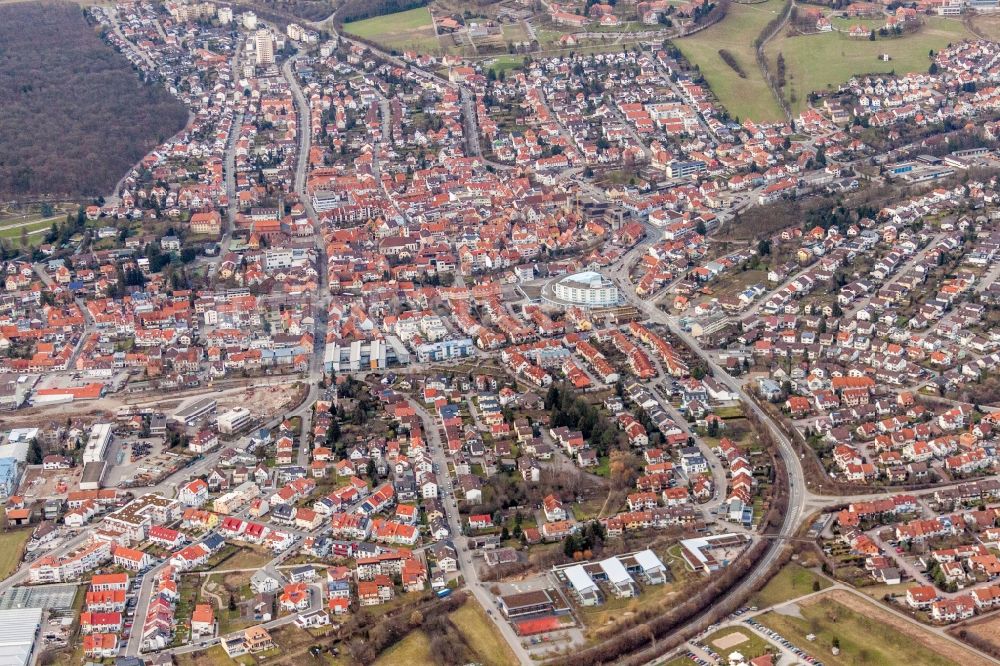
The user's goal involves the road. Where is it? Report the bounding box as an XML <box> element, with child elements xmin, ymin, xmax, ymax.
<box><xmin>407</xmin><ymin>398</ymin><xmax>535</xmax><ymax>665</ymax></box>
<box><xmin>220</xmin><ymin>38</ymin><xmax>244</xmax><ymax>258</ymax></box>
<box><xmin>281</xmin><ymin>46</ymin><xmax>329</xmax><ymax>466</ymax></box>
<box><xmin>612</xmin><ymin>261</ymin><xmax>810</xmax><ymax>646</ymax></box>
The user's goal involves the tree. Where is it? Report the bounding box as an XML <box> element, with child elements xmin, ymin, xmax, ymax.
<box><xmin>26</xmin><ymin>437</ymin><xmax>42</xmax><ymax>465</ymax></box>
<box><xmin>409</xmin><ymin>610</ymin><xmax>423</xmax><ymax>626</ymax></box>
<box><xmin>228</xmin><ymin>594</ymin><xmax>237</xmax><ymax>611</ymax></box>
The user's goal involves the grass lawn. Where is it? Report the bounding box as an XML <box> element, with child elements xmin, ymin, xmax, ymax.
<box><xmin>486</xmin><ymin>54</ymin><xmax>527</xmax><ymax>76</ymax></box>
<box><xmin>765</xmin><ymin>17</ymin><xmax>975</xmax><ymax>115</ymax></box>
<box><xmin>451</xmin><ymin>602</ymin><xmax>519</xmax><ymax>666</ymax></box>
<box><xmin>750</xmin><ymin>563</ymin><xmax>830</xmax><ymax>609</ymax></box>
<box><xmin>373</xmin><ymin>629</ymin><xmax>434</xmax><ymax>665</ymax></box>
<box><xmin>175</xmin><ymin>645</ymin><xmax>251</xmax><ymax>665</ymax></box>
<box><xmin>675</xmin><ymin>0</ymin><xmax>786</xmax><ymax>122</ymax></box>
<box><xmin>0</xmin><ymin>217</ymin><xmax>53</xmax><ymax>243</ymax></box>
<box><xmin>714</xmin><ymin>405</ymin><xmax>745</xmax><ymax>419</ymax></box>
<box><xmin>704</xmin><ymin>626</ymin><xmax>776</xmax><ymax>660</ymax></box>
<box><xmin>757</xmin><ymin>594</ymin><xmax>960</xmax><ymax>666</ymax></box>
<box><xmin>342</xmin><ymin>7</ymin><xmax>441</xmax><ymax>54</ymax></box>
<box><xmin>0</xmin><ymin>529</ymin><xmax>30</xmax><ymax>581</ymax></box>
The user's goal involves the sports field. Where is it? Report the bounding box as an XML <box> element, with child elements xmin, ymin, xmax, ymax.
<box><xmin>342</xmin><ymin>7</ymin><xmax>441</xmax><ymax>54</ymax></box>
<box><xmin>766</xmin><ymin>17</ymin><xmax>975</xmax><ymax>115</ymax></box>
<box><xmin>675</xmin><ymin>0</ymin><xmax>786</xmax><ymax>122</ymax></box>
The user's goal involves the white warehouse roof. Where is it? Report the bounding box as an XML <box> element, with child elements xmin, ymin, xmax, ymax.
<box><xmin>0</xmin><ymin>607</ymin><xmax>41</xmax><ymax>666</ymax></box>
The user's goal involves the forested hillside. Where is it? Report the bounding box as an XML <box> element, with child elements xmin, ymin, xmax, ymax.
<box><xmin>0</xmin><ymin>1</ymin><xmax>188</xmax><ymax>199</ymax></box>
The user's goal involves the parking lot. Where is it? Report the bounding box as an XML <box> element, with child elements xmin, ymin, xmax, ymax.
<box><xmin>678</xmin><ymin>605</ymin><xmax>824</xmax><ymax>666</ymax></box>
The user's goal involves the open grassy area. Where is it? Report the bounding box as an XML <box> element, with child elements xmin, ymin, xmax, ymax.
<box><xmin>0</xmin><ymin>528</ymin><xmax>30</xmax><ymax>581</ymax></box>
<box><xmin>704</xmin><ymin>626</ymin><xmax>776</xmax><ymax>660</ymax></box>
<box><xmin>766</xmin><ymin>17</ymin><xmax>975</xmax><ymax>115</ymax></box>
<box><xmin>751</xmin><ymin>563</ymin><xmax>830</xmax><ymax>609</ymax></box>
<box><xmin>450</xmin><ymin>602</ymin><xmax>518</xmax><ymax>666</ymax></box>
<box><xmin>675</xmin><ymin>0</ymin><xmax>786</xmax><ymax>122</ymax></box>
<box><xmin>486</xmin><ymin>54</ymin><xmax>527</xmax><ymax>76</ymax></box>
<box><xmin>757</xmin><ymin>592</ymin><xmax>968</xmax><ymax>666</ymax></box>
<box><xmin>373</xmin><ymin>629</ymin><xmax>434</xmax><ymax>665</ymax></box>
<box><xmin>211</xmin><ymin>546</ymin><xmax>272</xmax><ymax>571</ymax></box>
<box><xmin>175</xmin><ymin>644</ymin><xmax>251</xmax><ymax>666</ymax></box>
<box><xmin>342</xmin><ymin>7</ymin><xmax>441</xmax><ymax>54</ymax></box>
<box><xmin>969</xmin><ymin>12</ymin><xmax>1000</xmax><ymax>40</ymax></box>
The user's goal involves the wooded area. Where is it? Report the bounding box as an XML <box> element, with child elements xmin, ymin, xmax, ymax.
<box><xmin>0</xmin><ymin>1</ymin><xmax>188</xmax><ymax>199</ymax></box>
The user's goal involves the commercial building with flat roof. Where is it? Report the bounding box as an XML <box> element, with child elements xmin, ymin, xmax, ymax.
<box><xmin>498</xmin><ymin>589</ymin><xmax>556</xmax><ymax>618</ymax></box>
<box><xmin>0</xmin><ymin>607</ymin><xmax>42</xmax><ymax>666</ymax></box>
<box><xmin>171</xmin><ymin>397</ymin><xmax>217</xmax><ymax>425</ymax></box>
<box><xmin>83</xmin><ymin>423</ymin><xmax>113</xmax><ymax>464</ymax></box>
<box><xmin>218</xmin><ymin>407</ymin><xmax>252</xmax><ymax>434</ymax></box>
<box><xmin>546</xmin><ymin>271</ymin><xmax>621</xmax><ymax>309</ymax></box>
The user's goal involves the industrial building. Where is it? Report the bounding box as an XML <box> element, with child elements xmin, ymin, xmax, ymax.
<box><xmin>171</xmin><ymin>397</ymin><xmax>217</xmax><ymax>426</ymax></box>
<box><xmin>217</xmin><ymin>407</ymin><xmax>252</xmax><ymax>434</ymax></box>
<box><xmin>0</xmin><ymin>607</ymin><xmax>42</xmax><ymax>666</ymax></box>
<box><xmin>83</xmin><ymin>423</ymin><xmax>113</xmax><ymax>464</ymax></box>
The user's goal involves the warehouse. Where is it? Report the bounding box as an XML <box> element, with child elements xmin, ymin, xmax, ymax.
<box><xmin>0</xmin><ymin>607</ymin><xmax>42</xmax><ymax>666</ymax></box>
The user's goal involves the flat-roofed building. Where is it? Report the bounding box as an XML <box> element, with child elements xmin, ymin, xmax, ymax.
<box><xmin>498</xmin><ymin>589</ymin><xmax>556</xmax><ymax>618</ymax></box>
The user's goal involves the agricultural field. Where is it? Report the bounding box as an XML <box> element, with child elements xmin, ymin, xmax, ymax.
<box><xmin>751</xmin><ymin>563</ymin><xmax>830</xmax><ymax>608</ymax></box>
<box><xmin>675</xmin><ymin>0</ymin><xmax>787</xmax><ymax>122</ymax></box>
<box><xmin>757</xmin><ymin>590</ymin><xmax>989</xmax><ymax>666</ymax></box>
<box><xmin>765</xmin><ymin>17</ymin><xmax>975</xmax><ymax>115</ymax></box>
<box><xmin>342</xmin><ymin>7</ymin><xmax>442</xmax><ymax>54</ymax></box>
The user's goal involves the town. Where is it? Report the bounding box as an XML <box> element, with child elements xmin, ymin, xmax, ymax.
<box><xmin>0</xmin><ymin>0</ymin><xmax>1000</xmax><ymax>665</ymax></box>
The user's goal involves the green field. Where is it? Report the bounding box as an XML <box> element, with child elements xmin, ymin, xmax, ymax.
<box><xmin>343</xmin><ymin>7</ymin><xmax>441</xmax><ymax>53</ymax></box>
<box><xmin>0</xmin><ymin>529</ymin><xmax>30</xmax><ymax>581</ymax></box>
<box><xmin>373</xmin><ymin>630</ymin><xmax>434</xmax><ymax>665</ymax></box>
<box><xmin>758</xmin><ymin>594</ymin><xmax>960</xmax><ymax>666</ymax></box>
<box><xmin>675</xmin><ymin>0</ymin><xmax>786</xmax><ymax>122</ymax></box>
<box><xmin>751</xmin><ymin>563</ymin><xmax>830</xmax><ymax>609</ymax></box>
<box><xmin>486</xmin><ymin>54</ymin><xmax>527</xmax><ymax>76</ymax></box>
<box><xmin>766</xmin><ymin>17</ymin><xmax>974</xmax><ymax>115</ymax></box>
<box><xmin>450</xmin><ymin>602</ymin><xmax>519</xmax><ymax>666</ymax></box>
